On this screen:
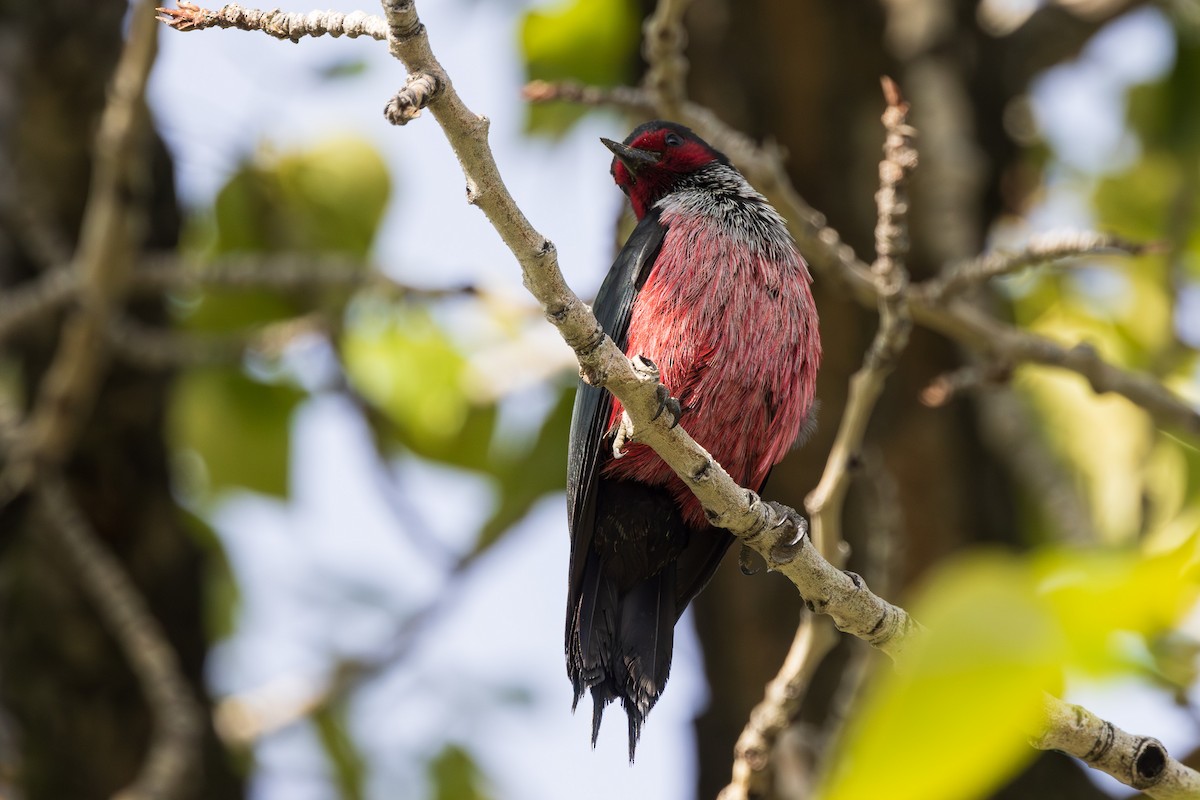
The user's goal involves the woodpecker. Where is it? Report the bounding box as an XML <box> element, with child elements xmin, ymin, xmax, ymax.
<box><xmin>565</xmin><ymin>121</ymin><xmax>821</xmax><ymax>759</ymax></box>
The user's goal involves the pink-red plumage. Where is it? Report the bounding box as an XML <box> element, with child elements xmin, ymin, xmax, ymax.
<box><xmin>566</xmin><ymin>121</ymin><xmax>820</xmax><ymax>759</ymax></box>
<box><xmin>603</xmin><ymin>204</ymin><xmax>819</xmax><ymax>527</ymax></box>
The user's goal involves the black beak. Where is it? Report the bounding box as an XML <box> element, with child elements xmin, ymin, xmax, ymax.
<box><xmin>601</xmin><ymin>138</ymin><xmax>660</xmax><ymax>176</ymax></box>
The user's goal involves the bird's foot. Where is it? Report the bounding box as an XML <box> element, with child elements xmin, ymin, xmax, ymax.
<box><xmin>632</xmin><ymin>355</ymin><xmax>682</xmax><ymax>429</ymax></box>
<box><xmin>612</xmin><ymin>411</ymin><xmax>635</xmax><ymax>459</ymax></box>
<box><xmin>651</xmin><ymin>383</ymin><xmax>682</xmax><ymax>429</ymax></box>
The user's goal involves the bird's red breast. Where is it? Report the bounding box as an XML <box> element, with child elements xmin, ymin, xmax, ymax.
<box><xmin>602</xmin><ymin>197</ymin><xmax>820</xmax><ymax>528</ymax></box>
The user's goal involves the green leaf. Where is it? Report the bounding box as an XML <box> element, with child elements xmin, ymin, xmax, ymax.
<box><xmin>313</xmin><ymin>703</ymin><xmax>366</xmax><ymax>800</ymax></box>
<box><xmin>169</xmin><ymin>368</ymin><xmax>304</xmax><ymax>498</ymax></box>
<box><xmin>343</xmin><ymin>300</ymin><xmax>574</xmax><ymax>551</ymax></box>
<box><xmin>819</xmin><ymin>553</ymin><xmax>1064</xmax><ymax>800</ymax></box>
<box><xmin>475</xmin><ymin>384</ymin><xmax>573</xmax><ymax>553</ymax></box>
<box><xmin>521</xmin><ymin>0</ymin><xmax>640</xmax><ymax>134</ymax></box>
<box><xmin>342</xmin><ymin>302</ymin><xmax>492</xmax><ymax>466</ymax></box>
<box><xmin>212</xmin><ymin>137</ymin><xmax>390</xmax><ymax>258</ymax></box>
<box><xmin>178</xmin><ymin>137</ymin><xmax>391</xmax><ymax>335</ymax></box>
<box><xmin>1035</xmin><ymin>532</ymin><xmax>1200</xmax><ymax>673</ymax></box>
<box><xmin>429</xmin><ymin>744</ymin><xmax>491</xmax><ymax>800</ymax></box>
<box><xmin>1014</xmin><ymin>357</ymin><xmax>1153</xmax><ymax>543</ymax></box>
<box><xmin>179</xmin><ymin>509</ymin><xmax>241</xmax><ymax>640</ymax></box>
<box><xmin>1093</xmin><ymin>153</ymin><xmax>1185</xmax><ymax>245</ymax></box>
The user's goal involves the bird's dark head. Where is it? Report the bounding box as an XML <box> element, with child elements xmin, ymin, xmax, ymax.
<box><xmin>601</xmin><ymin>121</ymin><xmax>729</xmax><ymax>219</ymax></box>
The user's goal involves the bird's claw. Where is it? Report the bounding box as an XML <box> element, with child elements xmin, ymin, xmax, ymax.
<box><xmin>651</xmin><ymin>384</ymin><xmax>682</xmax><ymax>429</ymax></box>
<box><xmin>612</xmin><ymin>411</ymin><xmax>634</xmax><ymax>459</ymax></box>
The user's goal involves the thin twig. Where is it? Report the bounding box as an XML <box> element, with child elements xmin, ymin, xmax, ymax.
<box><xmin>156</xmin><ymin>2</ymin><xmax>386</xmax><ymax>41</ymax></box>
<box><xmin>921</xmin><ymin>230</ymin><xmax>1148</xmax><ymax>302</ymax></box>
<box><xmin>521</xmin><ymin>79</ymin><xmax>656</xmax><ymax>110</ymax></box>
<box><xmin>38</xmin><ymin>475</ymin><xmax>202</xmax><ymax>800</ymax></box>
<box><xmin>816</xmin><ymin>450</ymin><xmax>898</xmax><ymax>752</ymax></box>
<box><xmin>138</xmin><ymin>254</ymin><xmax>480</xmax><ymax>299</ymax></box>
<box><xmin>215</xmin><ymin>546</ymin><xmax>485</xmax><ymax>744</ymax></box>
<box><xmin>920</xmin><ymin>360</ymin><xmax>1013</xmax><ymax>407</ymax></box>
<box><xmin>106</xmin><ymin>312</ymin><xmax>329</xmax><ymax>369</ymax></box>
<box><xmin>719</xmin><ymin>617</ymin><xmax>838</xmax><ymax>800</ymax></box>
<box><xmin>805</xmin><ymin>77</ymin><xmax>916</xmax><ymax>559</ymax></box>
<box><xmin>722</xmin><ymin>78</ymin><xmax>920</xmax><ymax>800</ymax></box>
<box><xmin>0</xmin><ymin>268</ymin><xmax>78</xmax><ymax>342</ymax></box>
<box><xmin>0</xmin><ymin>255</ymin><xmax>481</xmax><ymax>345</ymax></box>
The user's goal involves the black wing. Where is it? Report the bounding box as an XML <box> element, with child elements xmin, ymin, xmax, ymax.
<box><xmin>565</xmin><ymin>209</ymin><xmax>667</xmax><ymax>637</ymax></box>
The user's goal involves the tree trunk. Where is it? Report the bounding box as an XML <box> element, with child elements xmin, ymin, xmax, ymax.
<box><xmin>0</xmin><ymin>2</ymin><xmax>242</xmax><ymax>796</ymax></box>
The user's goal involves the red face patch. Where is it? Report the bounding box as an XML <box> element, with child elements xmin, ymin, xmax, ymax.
<box><xmin>610</xmin><ymin>127</ymin><xmax>721</xmax><ymax>218</ymax></box>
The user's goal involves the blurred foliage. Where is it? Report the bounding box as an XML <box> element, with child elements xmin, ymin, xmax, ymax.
<box><xmin>429</xmin><ymin>744</ymin><xmax>492</xmax><ymax>800</ymax></box>
<box><xmin>169</xmin><ymin>368</ymin><xmax>305</xmax><ymax>498</ymax></box>
<box><xmin>179</xmin><ymin>507</ymin><xmax>242</xmax><ymax>641</ymax></box>
<box><xmin>162</xmin><ymin>132</ymin><xmax>570</xmax><ymax>796</ymax></box>
<box><xmin>313</xmin><ymin>703</ymin><xmax>367</xmax><ymax>800</ymax></box>
<box><xmin>520</xmin><ymin>0</ymin><xmax>639</xmax><ymax>133</ymax></box>
<box><xmin>819</xmin><ymin>555</ymin><xmax>1063</xmax><ymax>800</ymax></box>
<box><xmin>821</xmin><ymin>530</ymin><xmax>1200</xmax><ymax>800</ymax></box>
<box><xmin>341</xmin><ymin>298</ymin><xmax>574</xmax><ymax>555</ymax></box>
<box><xmin>317</xmin><ymin>59</ymin><xmax>370</xmax><ymax>81</ymax></box>
<box><xmin>208</xmin><ymin>137</ymin><xmax>389</xmax><ymax>258</ymax></box>
<box><xmin>1004</xmin><ymin>18</ymin><xmax>1200</xmax><ymax>549</ymax></box>
<box><xmin>169</xmin><ymin>138</ymin><xmax>389</xmax><ymax>499</ymax></box>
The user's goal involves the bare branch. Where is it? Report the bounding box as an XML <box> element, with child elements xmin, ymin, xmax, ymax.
<box><xmin>2</xmin><ymin>0</ymin><xmax>161</xmax><ymax>500</ymax></box>
<box><xmin>37</xmin><ymin>476</ymin><xmax>202</xmax><ymax>800</ymax></box>
<box><xmin>0</xmin><ymin>255</ymin><xmax>480</xmax><ymax>345</ymax></box>
<box><xmin>106</xmin><ymin>312</ymin><xmax>329</xmax><ymax>368</ymax></box>
<box><xmin>805</xmin><ymin>77</ymin><xmax>916</xmax><ymax>558</ymax></box>
<box><xmin>0</xmin><ymin>268</ymin><xmax>77</xmax><ymax>342</ymax></box>
<box><xmin>521</xmin><ymin>79</ymin><xmax>654</xmax><ymax>111</ymax></box>
<box><xmin>137</xmin><ymin>254</ymin><xmax>479</xmax><ymax>298</ymax></box>
<box><xmin>1037</xmin><ymin>695</ymin><xmax>1200</xmax><ymax>799</ymax></box>
<box><xmin>922</xmin><ymin>230</ymin><xmax>1148</xmax><ymax>302</ymax></box>
<box><xmin>921</xmin><ymin>302</ymin><xmax>1200</xmax><ymax>435</ymax></box>
<box><xmin>920</xmin><ymin>360</ymin><xmax>1013</xmax><ymax>407</ymax></box>
<box><xmin>720</xmin><ymin>617</ymin><xmax>838</xmax><ymax>800</ymax></box>
<box><xmin>156</xmin><ymin>2</ymin><xmax>386</xmax><ymax>41</ymax></box>
<box><xmin>215</xmin><ymin>544</ymin><xmax>487</xmax><ymax>745</ymax></box>
<box><xmin>722</xmin><ymin>83</ymin><xmax>921</xmax><ymax>799</ymax></box>
<box><xmin>641</xmin><ymin>0</ymin><xmax>692</xmax><ymax>119</ymax></box>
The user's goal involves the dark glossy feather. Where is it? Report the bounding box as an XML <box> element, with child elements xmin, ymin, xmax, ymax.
<box><xmin>564</xmin><ymin>207</ymin><xmax>739</xmax><ymax>758</ymax></box>
<box><xmin>565</xmin><ymin>208</ymin><xmax>666</xmax><ymax>637</ymax></box>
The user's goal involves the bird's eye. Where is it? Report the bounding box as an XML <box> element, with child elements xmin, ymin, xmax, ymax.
<box><xmin>664</xmin><ymin>132</ymin><xmax>683</xmax><ymax>147</ymax></box>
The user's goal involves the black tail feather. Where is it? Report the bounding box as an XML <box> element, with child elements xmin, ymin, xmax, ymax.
<box><xmin>590</xmin><ymin>686</ymin><xmax>608</xmax><ymax>747</ymax></box>
<box><xmin>568</xmin><ymin>558</ymin><xmax>676</xmax><ymax>760</ymax></box>
<box><xmin>567</xmin><ymin>479</ymin><xmax>732</xmax><ymax>758</ymax></box>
